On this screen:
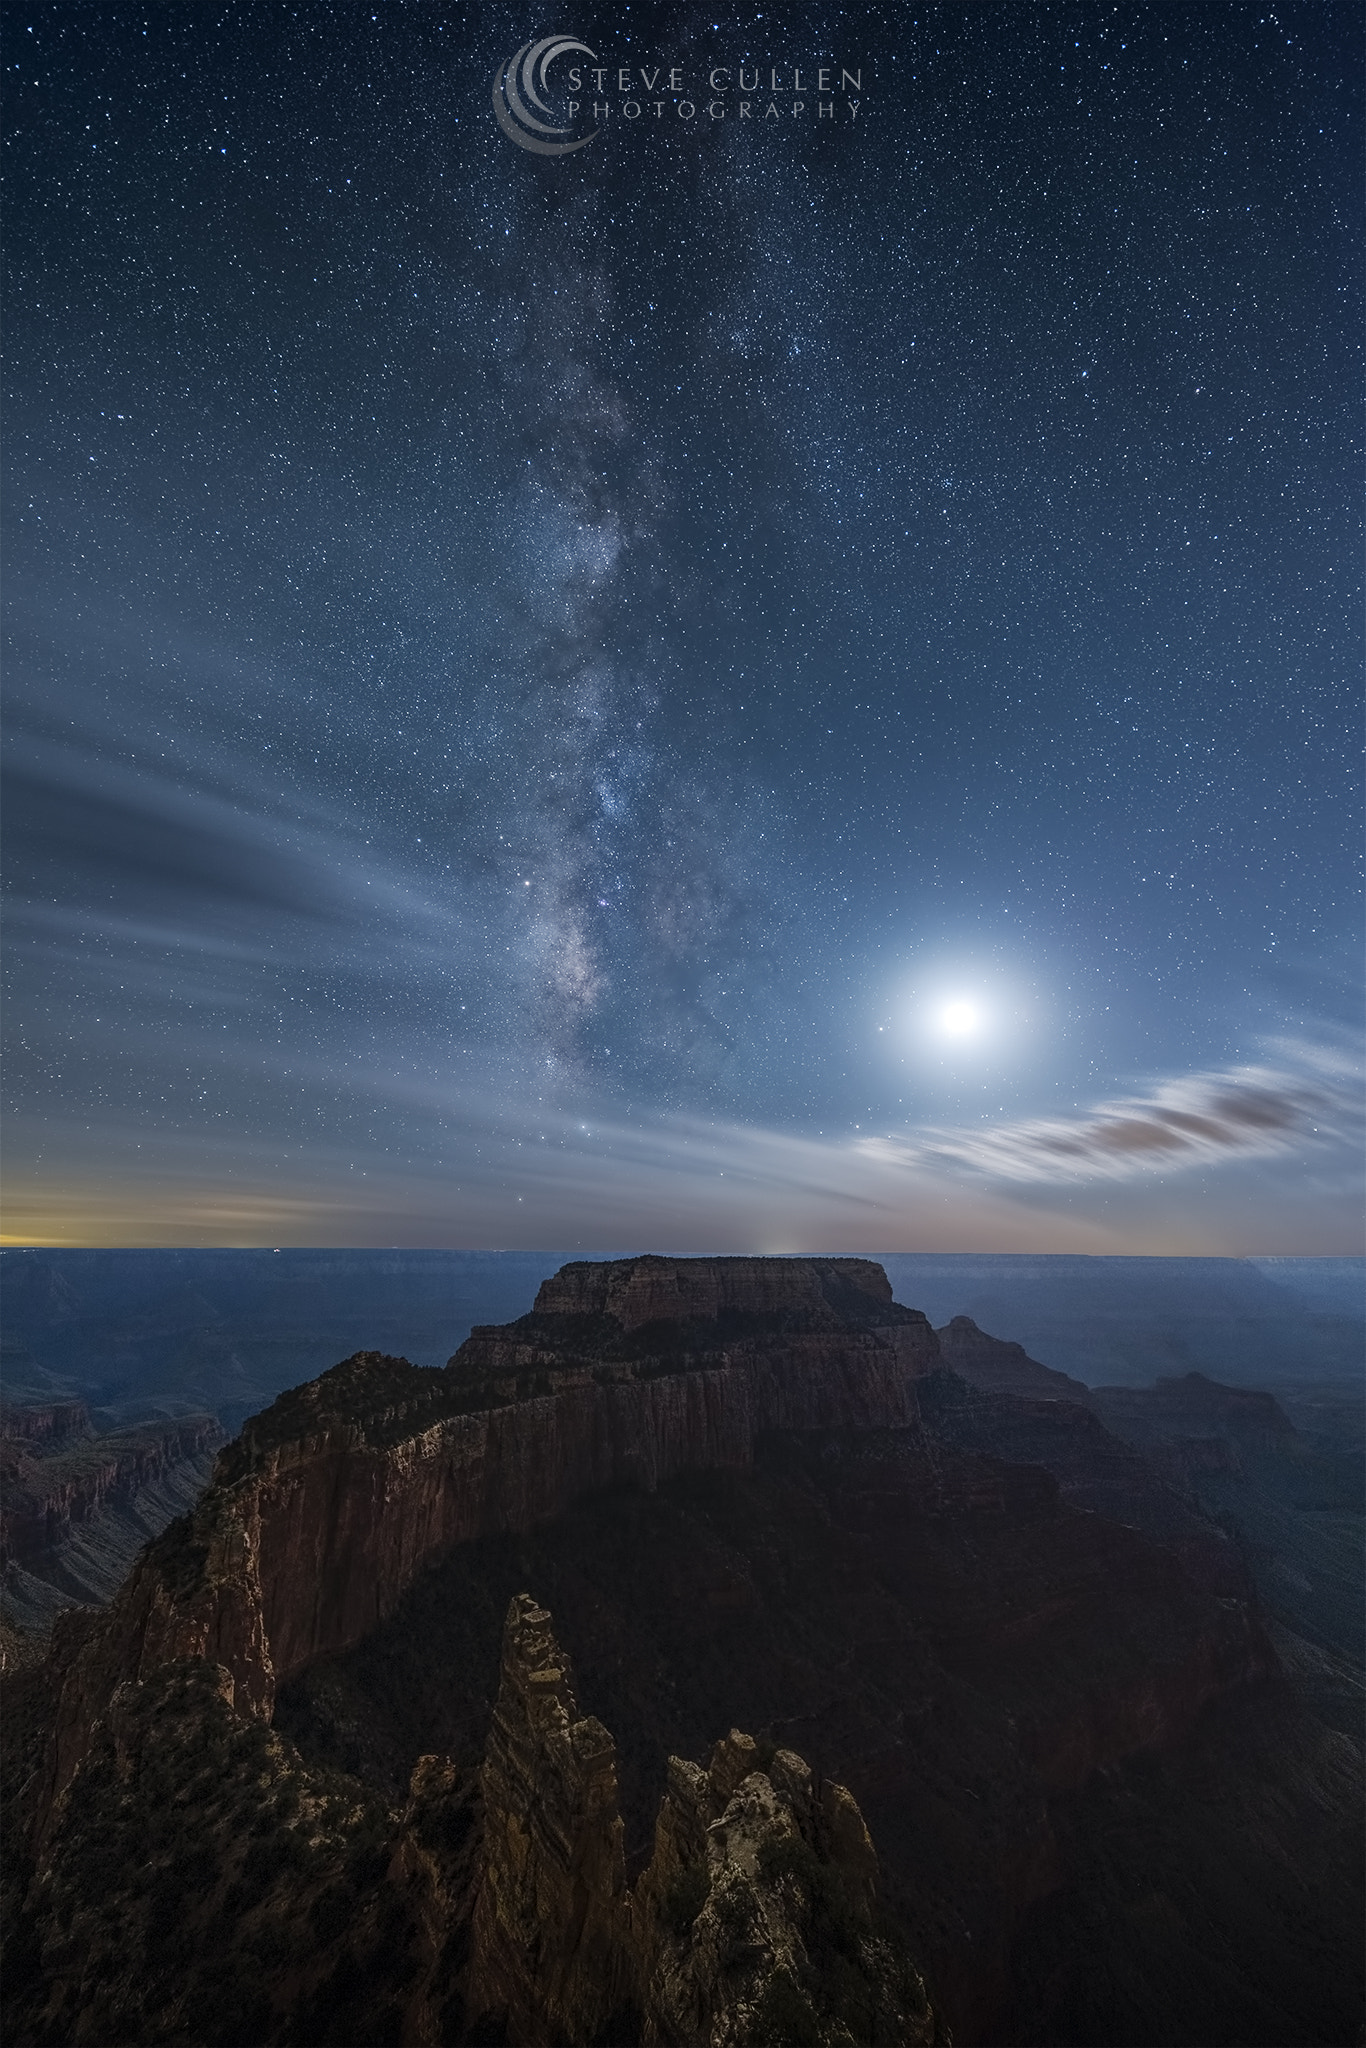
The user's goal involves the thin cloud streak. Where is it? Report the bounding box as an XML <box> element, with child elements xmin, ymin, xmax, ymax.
<box><xmin>864</xmin><ymin>1046</ymin><xmax>1363</xmax><ymax>1187</ymax></box>
<box><xmin>8</xmin><ymin>1040</ymin><xmax>1358</xmax><ymax>1255</ymax></box>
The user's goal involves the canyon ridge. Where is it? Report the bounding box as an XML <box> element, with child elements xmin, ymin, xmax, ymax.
<box><xmin>2</xmin><ymin>1256</ymin><xmax>1361</xmax><ymax>2046</ymax></box>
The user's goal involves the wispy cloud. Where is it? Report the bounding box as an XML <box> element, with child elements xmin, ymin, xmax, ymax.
<box><xmin>7</xmin><ymin>1038</ymin><xmax>1361</xmax><ymax>1253</ymax></box>
<box><xmin>863</xmin><ymin>1042</ymin><xmax>1363</xmax><ymax>1187</ymax></box>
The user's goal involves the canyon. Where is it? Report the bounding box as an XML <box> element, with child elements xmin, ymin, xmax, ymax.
<box><xmin>0</xmin><ymin>1401</ymin><xmax>222</xmax><ymax>1630</ymax></box>
<box><xmin>3</xmin><ymin>1257</ymin><xmax>1361</xmax><ymax>2046</ymax></box>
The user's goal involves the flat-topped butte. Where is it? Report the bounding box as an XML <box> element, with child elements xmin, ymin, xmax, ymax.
<box><xmin>221</xmin><ymin>1255</ymin><xmax>934</xmax><ymax>1473</ymax></box>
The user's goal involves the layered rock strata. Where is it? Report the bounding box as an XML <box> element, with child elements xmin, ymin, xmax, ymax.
<box><xmin>0</xmin><ymin>1402</ymin><xmax>93</xmax><ymax>1447</ymax></box>
<box><xmin>1</xmin><ymin>1413</ymin><xmax>222</xmax><ymax>1577</ymax></box>
<box><xmin>36</xmin><ymin>1258</ymin><xmax>935</xmax><ymax>1829</ymax></box>
<box><xmin>10</xmin><ymin>1257</ymin><xmax>1351</xmax><ymax>2045</ymax></box>
<box><xmin>1</xmin><ymin>1409</ymin><xmax>223</xmax><ymax>1632</ymax></box>
<box><xmin>634</xmin><ymin>1727</ymin><xmax>940</xmax><ymax>2048</ymax></box>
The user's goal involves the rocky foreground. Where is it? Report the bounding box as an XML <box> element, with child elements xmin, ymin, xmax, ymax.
<box><xmin>2</xmin><ymin>1257</ymin><xmax>1361</xmax><ymax>2045</ymax></box>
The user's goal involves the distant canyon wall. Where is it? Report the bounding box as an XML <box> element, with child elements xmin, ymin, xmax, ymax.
<box><xmin>1</xmin><ymin>1413</ymin><xmax>222</xmax><ymax>1581</ymax></box>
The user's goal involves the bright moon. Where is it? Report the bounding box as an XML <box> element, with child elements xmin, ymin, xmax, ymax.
<box><xmin>939</xmin><ymin>999</ymin><xmax>980</xmax><ymax>1037</ymax></box>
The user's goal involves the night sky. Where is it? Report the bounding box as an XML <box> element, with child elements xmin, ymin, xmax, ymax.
<box><xmin>3</xmin><ymin>0</ymin><xmax>1361</xmax><ymax>1251</ymax></box>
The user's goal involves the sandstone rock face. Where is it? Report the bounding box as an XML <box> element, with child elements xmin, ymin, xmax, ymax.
<box><xmin>389</xmin><ymin>1751</ymin><xmax>483</xmax><ymax>2045</ymax></box>
<box><xmin>38</xmin><ymin>1258</ymin><xmax>936</xmax><ymax>1825</ymax></box>
<box><xmin>7</xmin><ymin>1655</ymin><xmax>430</xmax><ymax>2048</ymax></box>
<box><xmin>35</xmin><ymin>1480</ymin><xmax>276</xmax><ymax>1847</ymax></box>
<box><xmin>10</xmin><ymin>1257</ymin><xmax>1355</xmax><ymax>2046</ymax></box>
<box><xmin>6</xmin><ymin>1589</ymin><xmax>943</xmax><ymax>2048</ymax></box>
<box><xmin>530</xmin><ymin>1254</ymin><xmax>912</xmax><ymax>1334</ymax></box>
<box><xmin>635</xmin><ymin>1728</ymin><xmax>940</xmax><ymax>2048</ymax></box>
<box><xmin>242</xmin><ymin>1259</ymin><xmax>930</xmax><ymax>1692</ymax></box>
<box><xmin>470</xmin><ymin>1594</ymin><xmax>632</xmax><ymax>2043</ymax></box>
<box><xmin>924</xmin><ymin>1349</ymin><xmax>1350</xmax><ymax>1666</ymax></box>
<box><xmin>467</xmin><ymin>1595</ymin><xmax>942</xmax><ymax>2048</ymax></box>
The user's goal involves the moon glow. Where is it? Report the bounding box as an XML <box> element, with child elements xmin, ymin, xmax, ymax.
<box><xmin>938</xmin><ymin>1000</ymin><xmax>981</xmax><ymax>1038</ymax></box>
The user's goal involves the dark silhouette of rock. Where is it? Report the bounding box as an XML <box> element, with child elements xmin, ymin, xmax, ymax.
<box><xmin>935</xmin><ymin>1315</ymin><xmax>1094</xmax><ymax>1402</ymax></box>
<box><xmin>1089</xmin><ymin>1369</ymin><xmax>1298</xmax><ymax>1447</ymax></box>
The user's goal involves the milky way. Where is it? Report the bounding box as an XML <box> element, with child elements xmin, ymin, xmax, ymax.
<box><xmin>2</xmin><ymin>0</ymin><xmax>1360</xmax><ymax>1249</ymax></box>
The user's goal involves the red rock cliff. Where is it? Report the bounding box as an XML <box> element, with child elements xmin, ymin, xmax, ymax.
<box><xmin>38</xmin><ymin>1258</ymin><xmax>936</xmax><ymax>1826</ymax></box>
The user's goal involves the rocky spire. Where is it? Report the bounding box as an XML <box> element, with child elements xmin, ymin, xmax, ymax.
<box><xmin>469</xmin><ymin>1593</ymin><xmax>943</xmax><ymax>2048</ymax></box>
<box><xmin>469</xmin><ymin>1594</ymin><xmax>633</xmax><ymax>2044</ymax></box>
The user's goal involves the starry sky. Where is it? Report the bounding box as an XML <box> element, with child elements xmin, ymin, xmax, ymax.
<box><xmin>3</xmin><ymin>0</ymin><xmax>1361</xmax><ymax>1251</ymax></box>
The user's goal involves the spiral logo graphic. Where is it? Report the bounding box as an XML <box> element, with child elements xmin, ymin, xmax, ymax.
<box><xmin>492</xmin><ymin>36</ymin><xmax>600</xmax><ymax>154</ymax></box>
